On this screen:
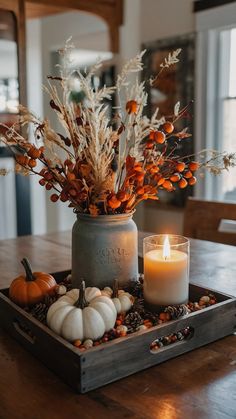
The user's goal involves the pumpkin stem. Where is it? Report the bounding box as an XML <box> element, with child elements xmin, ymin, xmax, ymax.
<box><xmin>75</xmin><ymin>280</ymin><xmax>88</xmax><ymax>309</ymax></box>
<box><xmin>112</xmin><ymin>278</ymin><xmax>119</xmax><ymax>298</ymax></box>
<box><xmin>21</xmin><ymin>258</ymin><xmax>35</xmax><ymax>281</ymax></box>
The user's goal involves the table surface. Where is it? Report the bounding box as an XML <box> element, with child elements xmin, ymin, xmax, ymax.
<box><xmin>0</xmin><ymin>231</ymin><xmax>236</xmax><ymax>419</ymax></box>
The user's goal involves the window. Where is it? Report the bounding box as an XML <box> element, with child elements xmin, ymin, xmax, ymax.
<box><xmin>215</xmin><ymin>27</ymin><xmax>236</xmax><ymax>201</ymax></box>
<box><xmin>195</xmin><ymin>2</ymin><xmax>236</xmax><ymax>202</ymax></box>
<box><xmin>220</xmin><ymin>28</ymin><xmax>236</xmax><ymax>201</ymax></box>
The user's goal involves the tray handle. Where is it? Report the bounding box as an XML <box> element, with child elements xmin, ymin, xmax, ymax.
<box><xmin>149</xmin><ymin>326</ymin><xmax>194</xmax><ymax>354</ymax></box>
<box><xmin>13</xmin><ymin>319</ymin><xmax>36</xmax><ymax>345</ymax></box>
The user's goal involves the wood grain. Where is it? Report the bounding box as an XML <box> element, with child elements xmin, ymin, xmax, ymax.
<box><xmin>0</xmin><ymin>231</ymin><xmax>236</xmax><ymax>417</ymax></box>
<box><xmin>80</xmin><ymin>297</ymin><xmax>235</xmax><ymax>393</ymax></box>
<box><xmin>25</xmin><ymin>3</ymin><xmax>69</xmax><ymax>19</ymax></box>
<box><xmin>25</xmin><ymin>0</ymin><xmax>123</xmax><ymax>53</ymax></box>
<box><xmin>1</xmin><ymin>280</ymin><xmax>234</xmax><ymax>394</ymax></box>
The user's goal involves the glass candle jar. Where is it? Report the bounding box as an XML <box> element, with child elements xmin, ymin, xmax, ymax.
<box><xmin>143</xmin><ymin>235</ymin><xmax>190</xmax><ymax>309</ymax></box>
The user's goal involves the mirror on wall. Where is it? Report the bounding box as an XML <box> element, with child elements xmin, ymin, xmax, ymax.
<box><xmin>0</xmin><ymin>9</ymin><xmax>19</xmax><ymax>128</ymax></box>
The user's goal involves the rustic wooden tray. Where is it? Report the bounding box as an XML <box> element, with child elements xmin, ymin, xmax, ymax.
<box><xmin>0</xmin><ymin>271</ymin><xmax>235</xmax><ymax>394</ymax></box>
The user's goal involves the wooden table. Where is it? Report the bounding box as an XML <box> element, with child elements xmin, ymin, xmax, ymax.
<box><xmin>0</xmin><ymin>232</ymin><xmax>236</xmax><ymax>419</ymax></box>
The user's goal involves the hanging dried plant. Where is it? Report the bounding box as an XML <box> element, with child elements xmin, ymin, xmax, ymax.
<box><xmin>0</xmin><ymin>42</ymin><xmax>235</xmax><ymax>215</ymax></box>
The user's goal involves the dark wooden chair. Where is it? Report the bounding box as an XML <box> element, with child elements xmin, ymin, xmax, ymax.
<box><xmin>183</xmin><ymin>197</ymin><xmax>236</xmax><ymax>245</ymax></box>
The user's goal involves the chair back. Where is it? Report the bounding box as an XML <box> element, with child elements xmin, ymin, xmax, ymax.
<box><xmin>183</xmin><ymin>197</ymin><xmax>236</xmax><ymax>245</ymax></box>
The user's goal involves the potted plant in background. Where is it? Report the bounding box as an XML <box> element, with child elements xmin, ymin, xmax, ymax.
<box><xmin>0</xmin><ymin>40</ymin><xmax>235</xmax><ymax>288</ymax></box>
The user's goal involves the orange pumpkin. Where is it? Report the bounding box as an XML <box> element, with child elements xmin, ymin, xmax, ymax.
<box><xmin>9</xmin><ymin>258</ymin><xmax>57</xmax><ymax>307</ymax></box>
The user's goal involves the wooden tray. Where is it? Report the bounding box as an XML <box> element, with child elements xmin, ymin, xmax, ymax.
<box><xmin>0</xmin><ymin>271</ymin><xmax>235</xmax><ymax>394</ymax></box>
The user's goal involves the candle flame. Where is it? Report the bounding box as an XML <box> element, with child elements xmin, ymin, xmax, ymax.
<box><xmin>163</xmin><ymin>235</ymin><xmax>170</xmax><ymax>260</ymax></box>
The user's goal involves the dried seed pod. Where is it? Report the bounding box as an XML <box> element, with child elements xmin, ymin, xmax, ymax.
<box><xmin>116</xmin><ymin>191</ymin><xmax>129</xmax><ymax>202</ymax></box>
<box><xmin>162</xmin><ymin>121</ymin><xmax>174</xmax><ymax>134</ymax></box>
<box><xmin>184</xmin><ymin>170</ymin><xmax>193</xmax><ymax>179</ymax></box>
<box><xmin>154</xmin><ymin>131</ymin><xmax>166</xmax><ymax>144</ymax></box>
<box><xmin>170</xmin><ymin>173</ymin><xmax>181</xmax><ymax>182</ymax></box>
<box><xmin>189</xmin><ymin>161</ymin><xmax>200</xmax><ymax>172</ymax></box>
<box><xmin>188</xmin><ymin>176</ymin><xmax>197</xmax><ymax>186</ymax></box>
<box><xmin>16</xmin><ymin>155</ymin><xmax>29</xmax><ymax>166</ymax></box>
<box><xmin>146</xmin><ymin>140</ymin><xmax>154</xmax><ymax>149</ymax></box>
<box><xmin>67</xmin><ymin>172</ymin><xmax>76</xmax><ymax>181</ymax></box>
<box><xmin>39</xmin><ymin>178</ymin><xmax>46</xmax><ymax>186</ymax></box>
<box><xmin>178</xmin><ymin>178</ymin><xmax>188</xmax><ymax>189</ymax></box>
<box><xmin>50</xmin><ymin>194</ymin><xmax>59</xmax><ymax>202</ymax></box>
<box><xmin>163</xmin><ymin>180</ymin><xmax>173</xmax><ymax>191</ymax></box>
<box><xmin>50</xmin><ymin>99</ymin><xmax>61</xmax><ymax>113</ymax></box>
<box><xmin>45</xmin><ymin>182</ymin><xmax>52</xmax><ymax>190</ymax></box>
<box><xmin>157</xmin><ymin>177</ymin><xmax>165</xmax><ymax>186</ymax></box>
<box><xmin>136</xmin><ymin>186</ymin><xmax>145</xmax><ymax>195</ymax></box>
<box><xmin>126</xmin><ymin>100</ymin><xmax>138</xmax><ymax>114</ymax></box>
<box><xmin>28</xmin><ymin>146</ymin><xmax>41</xmax><ymax>159</ymax></box>
<box><xmin>176</xmin><ymin>162</ymin><xmax>186</xmax><ymax>172</ymax></box>
<box><xmin>108</xmin><ymin>194</ymin><xmax>121</xmax><ymax>209</ymax></box>
<box><xmin>28</xmin><ymin>159</ymin><xmax>37</xmax><ymax>168</ymax></box>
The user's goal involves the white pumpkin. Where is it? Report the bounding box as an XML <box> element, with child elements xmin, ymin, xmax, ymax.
<box><xmin>111</xmin><ymin>279</ymin><xmax>134</xmax><ymax>314</ymax></box>
<box><xmin>47</xmin><ymin>282</ymin><xmax>116</xmax><ymax>342</ymax></box>
<box><xmin>101</xmin><ymin>286</ymin><xmax>113</xmax><ymax>297</ymax></box>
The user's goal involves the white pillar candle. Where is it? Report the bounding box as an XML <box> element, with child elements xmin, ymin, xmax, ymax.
<box><xmin>144</xmin><ymin>235</ymin><xmax>189</xmax><ymax>306</ymax></box>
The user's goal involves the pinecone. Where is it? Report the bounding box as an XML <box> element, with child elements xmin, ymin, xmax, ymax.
<box><xmin>164</xmin><ymin>304</ymin><xmax>189</xmax><ymax>320</ymax></box>
<box><xmin>125</xmin><ymin>280</ymin><xmax>143</xmax><ymax>299</ymax></box>
<box><xmin>30</xmin><ymin>303</ymin><xmax>47</xmax><ymax>324</ymax></box>
<box><xmin>130</xmin><ymin>298</ymin><xmax>145</xmax><ymax>316</ymax></box>
<box><xmin>44</xmin><ymin>294</ymin><xmax>58</xmax><ymax>307</ymax></box>
<box><xmin>143</xmin><ymin>310</ymin><xmax>159</xmax><ymax>325</ymax></box>
<box><xmin>124</xmin><ymin>311</ymin><xmax>143</xmax><ymax>333</ymax></box>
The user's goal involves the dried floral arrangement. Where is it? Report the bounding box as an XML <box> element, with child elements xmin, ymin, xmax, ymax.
<box><xmin>0</xmin><ymin>41</ymin><xmax>235</xmax><ymax>215</ymax></box>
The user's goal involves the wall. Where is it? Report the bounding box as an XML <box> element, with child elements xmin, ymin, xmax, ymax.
<box><xmin>0</xmin><ymin>41</ymin><xmax>17</xmax><ymax>238</ymax></box>
<box><xmin>141</xmin><ymin>0</ymin><xmax>194</xmax><ymax>43</ymax></box>
<box><xmin>0</xmin><ymin>158</ymin><xmax>16</xmax><ymax>239</ymax></box>
<box><xmin>0</xmin><ymin>43</ymin><xmax>17</xmax><ymax>78</ymax></box>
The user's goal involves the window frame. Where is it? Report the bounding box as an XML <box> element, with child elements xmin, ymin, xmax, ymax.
<box><xmin>195</xmin><ymin>2</ymin><xmax>236</xmax><ymax>201</ymax></box>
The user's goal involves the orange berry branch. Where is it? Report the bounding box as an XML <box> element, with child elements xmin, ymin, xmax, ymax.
<box><xmin>0</xmin><ymin>41</ymin><xmax>235</xmax><ymax>215</ymax></box>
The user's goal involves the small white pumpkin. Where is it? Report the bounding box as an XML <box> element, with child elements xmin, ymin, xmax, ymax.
<box><xmin>47</xmin><ymin>281</ymin><xmax>116</xmax><ymax>342</ymax></box>
<box><xmin>111</xmin><ymin>279</ymin><xmax>134</xmax><ymax>314</ymax></box>
<box><xmin>101</xmin><ymin>286</ymin><xmax>113</xmax><ymax>297</ymax></box>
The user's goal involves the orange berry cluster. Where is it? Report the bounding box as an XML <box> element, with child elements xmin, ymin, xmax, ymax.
<box><xmin>16</xmin><ymin>145</ymin><xmax>44</xmax><ymax>169</ymax></box>
<box><xmin>37</xmin><ymin>159</ymin><xmax>91</xmax><ymax>206</ymax></box>
<box><xmin>146</xmin><ymin>121</ymin><xmax>174</xmax><ymax>149</ymax></box>
<box><xmin>16</xmin><ymin>106</ymin><xmax>199</xmax><ymax>214</ymax></box>
<box><xmin>106</xmin><ymin>158</ymin><xmax>160</xmax><ymax>212</ymax></box>
<box><xmin>157</xmin><ymin>160</ymin><xmax>199</xmax><ymax>192</ymax></box>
